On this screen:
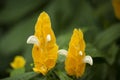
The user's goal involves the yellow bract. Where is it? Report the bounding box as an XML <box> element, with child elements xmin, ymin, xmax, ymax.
<box><xmin>112</xmin><ymin>0</ymin><xmax>120</xmax><ymax>19</ymax></box>
<box><xmin>32</xmin><ymin>12</ymin><xmax>58</xmax><ymax>75</ymax></box>
<box><xmin>65</xmin><ymin>29</ymin><xmax>86</xmax><ymax>78</ymax></box>
<box><xmin>27</xmin><ymin>12</ymin><xmax>92</xmax><ymax>76</ymax></box>
<box><xmin>10</xmin><ymin>56</ymin><xmax>26</xmax><ymax>69</ymax></box>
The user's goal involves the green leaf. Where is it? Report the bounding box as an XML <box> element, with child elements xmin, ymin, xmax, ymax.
<box><xmin>94</xmin><ymin>2</ymin><xmax>112</xmax><ymax>18</ymax></box>
<box><xmin>23</xmin><ymin>45</ymin><xmax>33</xmax><ymax>71</ymax></box>
<box><xmin>1</xmin><ymin>72</ymin><xmax>38</xmax><ymax>80</ymax></box>
<box><xmin>105</xmin><ymin>43</ymin><xmax>119</xmax><ymax>65</ymax></box>
<box><xmin>10</xmin><ymin>68</ymin><xmax>25</xmax><ymax>77</ymax></box>
<box><xmin>71</xmin><ymin>0</ymin><xmax>95</xmax><ymax>27</ymax></box>
<box><xmin>0</xmin><ymin>0</ymin><xmax>47</xmax><ymax>24</ymax></box>
<box><xmin>57</xmin><ymin>31</ymin><xmax>72</xmax><ymax>49</ymax></box>
<box><xmin>45</xmin><ymin>0</ymin><xmax>96</xmax><ymax>35</ymax></box>
<box><xmin>55</xmin><ymin>70</ymin><xmax>73</xmax><ymax>80</ymax></box>
<box><xmin>0</xmin><ymin>14</ymin><xmax>38</xmax><ymax>54</ymax></box>
<box><xmin>86</xmin><ymin>63</ymin><xmax>108</xmax><ymax>80</ymax></box>
<box><xmin>86</xmin><ymin>43</ymin><xmax>103</xmax><ymax>58</ymax></box>
<box><xmin>94</xmin><ymin>23</ymin><xmax>120</xmax><ymax>49</ymax></box>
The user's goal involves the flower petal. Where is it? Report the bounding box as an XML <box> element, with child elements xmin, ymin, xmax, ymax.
<box><xmin>84</xmin><ymin>55</ymin><xmax>93</xmax><ymax>66</ymax></box>
<box><xmin>46</xmin><ymin>34</ymin><xmax>51</xmax><ymax>42</ymax></box>
<box><xmin>58</xmin><ymin>49</ymin><xmax>68</xmax><ymax>56</ymax></box>
<box><xmin>27</xmin><ymin>35</ymin><xmax>39</xmax><ymax>46</ymax></box>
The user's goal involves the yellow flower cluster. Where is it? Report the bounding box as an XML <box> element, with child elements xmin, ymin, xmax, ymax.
<box><xmin>65</xmin><ymin>29</ymin><xmax>86</xmax><ymax>77</ymax></box>
<box><xmin>27</xmin><ymin>12</ymin><xmax>93</xmax><ymax>77</ymax></box>
<box><xmin>112</xmin><ymin>0</ymin><xmax>120</xmax><ymax>19</ymax></box>
<box><xmin>27</xmin><ymin>12</ymin><xmax>58</xmax><ymax>75</ymax></box>
<box><xmin>10</xmin><ymin>56</ymin><xmax>26</xmax><ymax>69</ymax></box>
<box><xmin>64</xmin><ymin>29</ymin><xmax>93</xmax><ymax>77</ymax></box>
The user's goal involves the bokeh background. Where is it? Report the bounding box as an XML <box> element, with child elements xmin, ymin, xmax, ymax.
<box><xmin>0</xmin><ymin>0</ymin><xmax>120</xmax><ymax>80</ymax></box>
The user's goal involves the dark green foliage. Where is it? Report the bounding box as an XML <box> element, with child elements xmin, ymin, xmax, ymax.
<box><xmin>0</xmin><ymin>0</ymin><xmax>120</xmax><ymax>80</ymax></box>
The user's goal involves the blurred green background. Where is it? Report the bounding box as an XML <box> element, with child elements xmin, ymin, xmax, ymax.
<box><xmin>0</xmin><ymin>0</ymin><xmax>120</xmax><ymax>80</ymax></box>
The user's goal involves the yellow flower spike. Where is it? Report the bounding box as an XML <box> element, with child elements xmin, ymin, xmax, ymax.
<box><xmin>112</xmin><ymin>0</ymin><xmax>120</xmax><ymax>19</ymax></box>
<box><xmin>10</xmin><ymin>56</ymin><xmax>26</xmax><ymax>69</ymax></box>
<box><xmin>65</xmin><ymin>29</ymin><xmax>93</xmax><ymax>78</ymax></box>
<box><xmin>27</xmin><ymin>12</ymin><xmax>58</xmax><ymax>75</ymax></box>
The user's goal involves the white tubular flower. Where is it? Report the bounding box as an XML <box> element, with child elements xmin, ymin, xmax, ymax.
<box><xmin>79</xmin><ymin>51</ymin><xmax>83</xmax><ymax>56</ymax></box>
<box><xmin>27</xmin><ymin>35</ymin><xmax>39</xmax><ymax>46</ymax></box>
<box><xmin>46</xmin><ymin>34</ymin><xmax>51</xmax><ymax>42</ymax></box>
<box><xmin>58</xmin><ymin>49</ymin><xmax>68</xmax><ymax>56</ymax></box>
<box><xmin>83</xmin><ymin>55</ymin><xmax>93</xmax><ymax>66</ymax></box>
